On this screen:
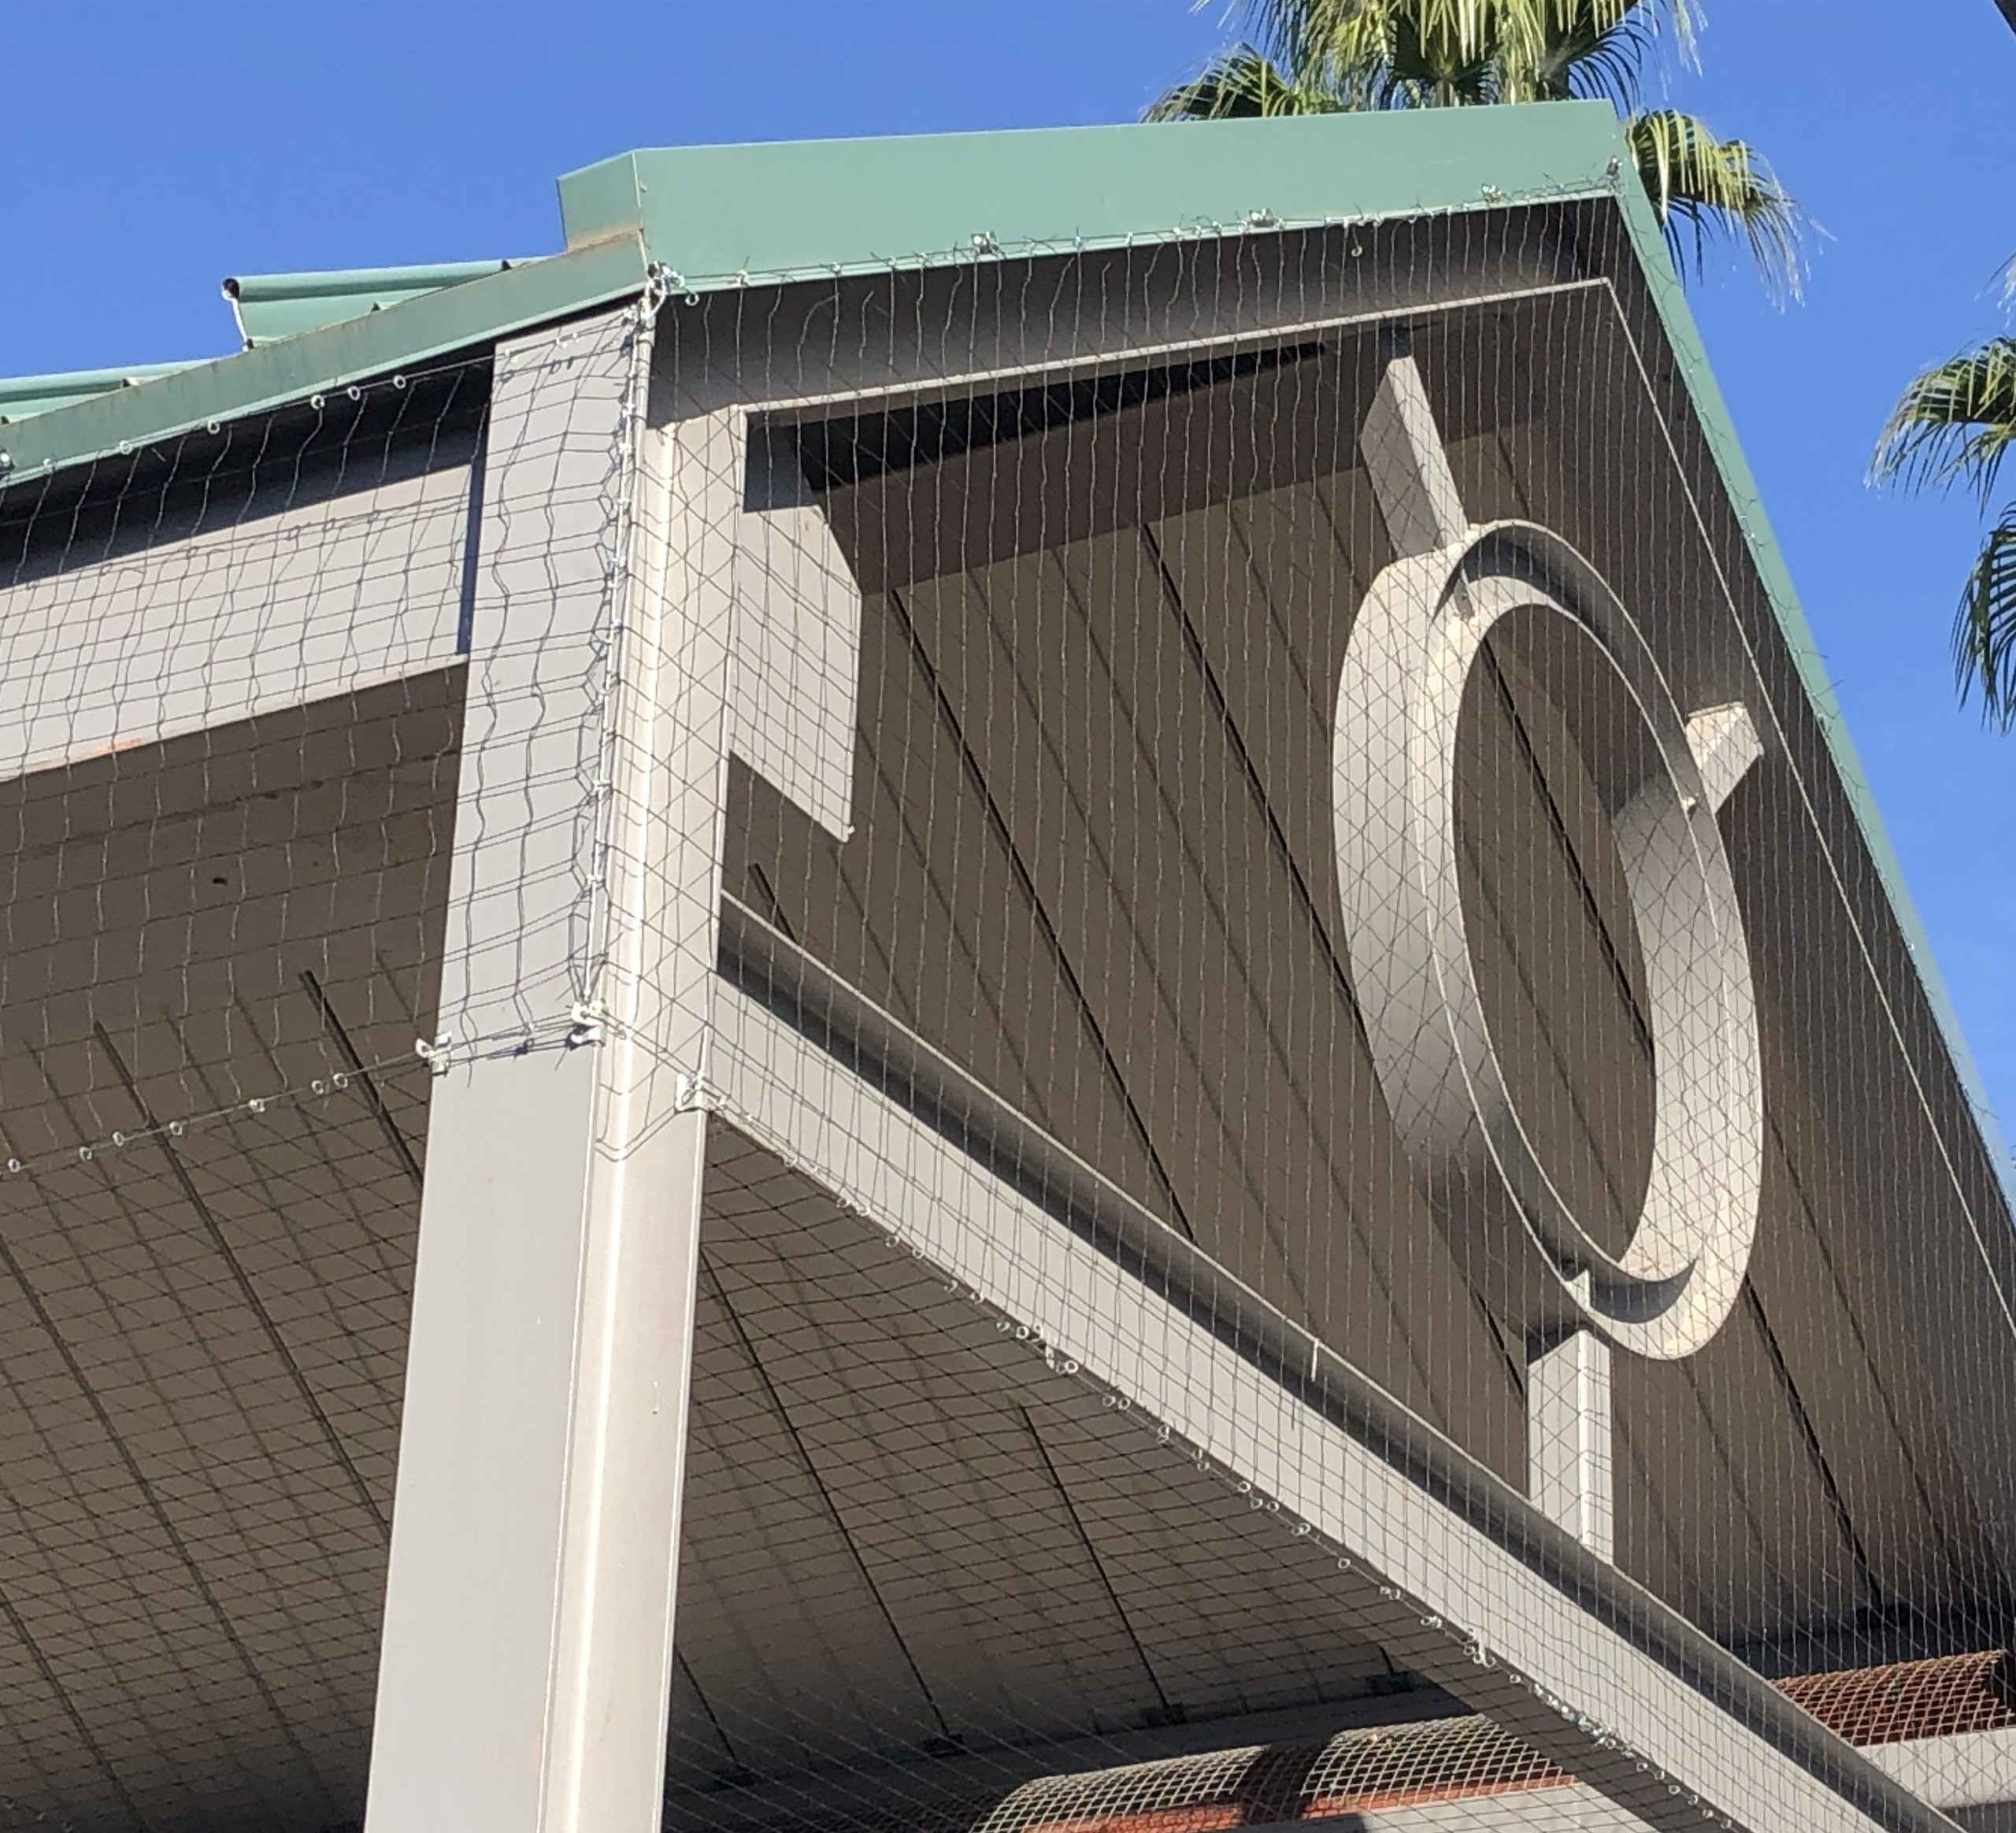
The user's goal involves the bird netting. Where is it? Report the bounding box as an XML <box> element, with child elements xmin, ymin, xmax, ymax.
<box><xmin>691</xmin><ymin>199</ymin><xmax>2016</xmax><ymax>1833</ymax></box>
<box><xmin>0</xmin><ymin>364</ymin><xmax>487</xmax><ymax>1830</ymax></box>
<box><xmin>0</xmin><ymin>176</ymin><xmax>2007</xmax><ymax>1833</ymax></box>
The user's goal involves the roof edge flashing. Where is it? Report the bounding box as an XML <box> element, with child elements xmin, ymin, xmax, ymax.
<box><xmin>221</xmin><ymin>259</ymin><xmax>537</xmax><ymax>347</ymax></box>
<box><xmin>3</xmin><ymin>106</ymin><xmax>1628</xmax><ymax>471</ymax></box>
<box><xmin>0</xmin><ymin>362</ymin><xmax>208</xmax><ymax>427</ymax></box>
<box><xmin>557</xmin><ymin>101</ymin><xmax>1627</xmax><ymax>294</ymax></box>
<box><xmin>556</xmin><ymin>151</ymin><xmax>646</xmax><ymax>255</ymax></box>
<box><xmin>0</xmin><ymin>236</ymin><xmax>648</xmax><ymax>483</ymax></box>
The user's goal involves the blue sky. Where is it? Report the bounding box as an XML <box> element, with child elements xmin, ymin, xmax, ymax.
<box><xmin>6</xmin><ymin>1</ymin><xmax>2014</xmax><ymax>1148</ymax></box>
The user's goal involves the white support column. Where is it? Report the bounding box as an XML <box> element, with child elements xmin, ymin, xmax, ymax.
<box><xmin>1528</xmin><ymin>1328</ymin><xmax>1616</xmax><ymax>1562</ymax></box>
<box><xmin>364</xmin><ymin>304</ymin><xmax>739</xmax><ymax>1833</ymax></box>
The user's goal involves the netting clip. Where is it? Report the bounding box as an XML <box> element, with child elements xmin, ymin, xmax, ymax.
<box><xmin>415</xmin><ymin>1032</ymin><xmax>456</xmax><ymax>1076</ymax></box>
<box><xmin>566</xmin><ymin>1001</ymin><xmax>606</xmax><ymax>1048</ymax></box>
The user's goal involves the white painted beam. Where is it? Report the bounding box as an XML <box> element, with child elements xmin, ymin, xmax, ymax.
<box><xmin>1359</xmin><ymin>347</ymin><xmax>1467</xmax><ymax>558</ymax></box>
<box><xmin>1685</xmin><ymin>701</ymin><xmax>1765</xmax><ymax>815</ymax></box>
<box><xmin>706</xmin><ymin>977</ymin><xmax>1944</xmax><ymax>1833</ymax></box>
<box><xmin>1867</xmin><ymin>1727</ymin><xmax>2016</xmax><ymax>1814</ymax></box>
<box><xmin>0</xmin><ymin>452</ymin><xmax>472</xmax><ymax>776</ymax></box>
<box><xmin>729</xmin><ymin>422</ymin><xmax>862</xmax><ymax>840</ymax></box>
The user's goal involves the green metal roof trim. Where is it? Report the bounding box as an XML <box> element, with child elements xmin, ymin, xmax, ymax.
<box><xmin>556</xmin><ymin>102</ymin><xmax>1627</xmax><ymax>287</ymax></box>
<box><xmin>0</xmin><ymin>237</ymin><xmax>648</xmax><ymax>481</ymax></box>
<box><xmin>0</xmin><ymin>101</ymin><xmax>2000</xmax><ymax>1193</ymax></box>
<box><xmin>1</xmin><ymin>102</ymin><xmax>1629</xmax><ymax>483</ymax></box>
<box><xmin>0</xmin><ymin>362</ymin><xmax>206</xmax><ymax>427</ymax></box>
<box><xmin>223</xmin><ymin>259</ymin><xmax>532</xmax><ymax>346</ymax></box>
<box><xmin>0</xmin><ymin>265</ymin><xmax>541</xmax><ymax>435</ymax></box>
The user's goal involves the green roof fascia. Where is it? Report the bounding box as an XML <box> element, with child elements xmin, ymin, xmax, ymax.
<box><xmin>1599</xmin><ymin>120</ymin><xmax>2016</xmax><ymax>1196</ymax></box>
<box><xmin>0</xmin><ymin>235</ymin><xmax>649</xmax><ymax>485</ymax></box>
<box><xmin>0</xmin><ymin>362</ymin><xmax>206</xmax><ymax>426</ymax></box>
<box><xmin>558</xmin><ymin>100</ymin><xmax>1630</xmax><ymax>291</ymax></box>
<box><xmin>223</xmin><ymin>259</ymin><xmax>531</xmax><ymax>346</ymax></box>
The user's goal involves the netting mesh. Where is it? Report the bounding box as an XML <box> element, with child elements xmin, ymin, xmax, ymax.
<box><xmin>0</xmin><ymin>371</ymin><xmax>482</xmax><ymax>1829</ymax></box>
<box><xmin>0</xmin><ymin>176</ymin><xmax>2007</xmax><ymax>1833</ymax></box>
<box><xmin>671</xmin><ymin>1126</ymin><xmax>1517</xmax><ymax>1833</ymax></box>
<box><xmin>693</xmin><ymin>200</ymin><xmax>2016</xmax><ymax>1833</ymax></box>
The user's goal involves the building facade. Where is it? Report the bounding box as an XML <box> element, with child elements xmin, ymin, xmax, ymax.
<box><xmin>0</xmin><ymin>101</ymin><xmax>2012</xmax><ymax>1833</ymax></box>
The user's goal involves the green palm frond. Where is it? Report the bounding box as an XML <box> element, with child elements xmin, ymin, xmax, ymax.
<box><xmin>1229</xmin><ymin>0</ymin><xmax>1693</xmax><ymax>106</ymax></box>
<box><xmin>1874</xmin><ymin>328</ymin><xmax>2016</xmax><ymax>724</ymax></box>
<box><xmin>1954</xmin><ymin>503</ymin><xmax>2016</xmax><ymax>729</ymax></box>
<box><xmin>1146</xmin><ymin>43</ymin><xmax>1342</xmax><ymax>118</ymax></box>
<box><xmin>1243</xmin><ymin>0</ymin><xmax>1488</xmax><ymax>68</ymax></box>
<box><xmin>1626</xmin><ymin>109</ymin><xmax>1803</xmax><ymax>302</ymax></box>
<box><xmin>1872</xmin><ymin>337</ymin><xmax>2016</xmax><ymax>501</ymax></box>
<box><xmin>1525</xmin><ymin>0</ymin><xmax>1695</xmax><ymax>106</ymax></box>
<box><xmin>1383</xmin><ymin>5</ymin><xmax>1501</xmax><ymax>105</ymax></box>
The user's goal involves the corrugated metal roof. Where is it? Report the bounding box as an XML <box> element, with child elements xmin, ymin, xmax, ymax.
<box><xmin>0</xmin><ymin>258</ymin><xmax>536</xmax><ymax>431</ymax></box>
<box><xmin>0</xmin><ymin>361</ymin><xmax>204</xmax><ymax>426</ymax></box>
<box><xmin>223</xmin><ymin>258</ymin><xmax>532</xmax><ymax>346</ymax></box>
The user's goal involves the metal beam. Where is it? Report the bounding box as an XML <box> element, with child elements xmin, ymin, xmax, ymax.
<box><xmin>704</xmin><ymin>944</ymin><xmax>1960</xmax><ymax>1833</ymax></box>
<box><xmin>0</xmin><ymin>450</ymin><xmax>472</xmax><ymax>777</ymax></box>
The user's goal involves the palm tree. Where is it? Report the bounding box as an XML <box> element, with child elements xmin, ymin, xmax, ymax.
<box><xmin>1148</xmin><ymin>0</ymin><xmax>1803</xmax><ymax>298</ymax></box>
<box><xmin>1873</xmin><ymin>310</ymin><xmax>2016</xmax><ymax>726</ymax></box>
